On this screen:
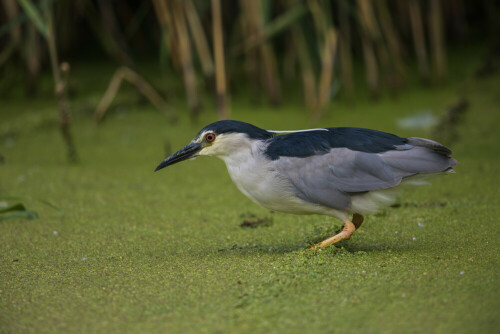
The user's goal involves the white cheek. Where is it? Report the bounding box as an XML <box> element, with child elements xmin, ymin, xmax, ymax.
<box><xmin>199</xmin><ymin>144</ymin><xmax>220</xmax><ymax>156</ymax></box>
<box><xmin>197</xmin><ymin>133</ymin><xmax>252</xmax><ymax>157</ymax></box>
<box><xmin>199</xmin><ymin>146</ymin><xmax>212</xmax><ymax>156</ymax></box>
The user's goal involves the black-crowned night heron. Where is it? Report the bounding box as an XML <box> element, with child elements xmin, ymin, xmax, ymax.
<box><xmin>155</xmin><ymin>120</ymin><xmax>457</xmax><ymax>249</ymax></box>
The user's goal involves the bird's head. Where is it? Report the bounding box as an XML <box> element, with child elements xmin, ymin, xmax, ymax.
<box><xmin>155</xmin><ymin>120</ymin><xmax>272</xmax><ymax>171</ymax></box>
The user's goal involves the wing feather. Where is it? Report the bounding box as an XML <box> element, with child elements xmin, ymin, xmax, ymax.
<box><xmin>275</xmin><ymin>145</ymin><xmax>456</xmax><ymax>210</ymax></box>
<box><xmin>269</xmin><ymin>128</ymin><xmax>457</xmax><ymax>211</ymax></box>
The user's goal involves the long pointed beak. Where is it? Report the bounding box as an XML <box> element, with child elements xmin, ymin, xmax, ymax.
<box><xmin>154</xmin><ymin>142</ymin><xmax>202</xmax><ymax>172</ymax></box>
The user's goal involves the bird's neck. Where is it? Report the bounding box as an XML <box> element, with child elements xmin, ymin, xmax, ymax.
<box><xmin>216</xmin><ymin>135</ymin><xmax>264</xmax><ymax>163</ymax></box>
<box><xmin>220</xmin><ymin>139</ymin><xmax>273</xmax><ymax>205</ymax></box>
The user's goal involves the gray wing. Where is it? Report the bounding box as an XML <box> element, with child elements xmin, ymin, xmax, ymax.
<box><xmin>274</xmin><ymin>140</ymin><xmax>456</xmax><ymax>210</ymax></box>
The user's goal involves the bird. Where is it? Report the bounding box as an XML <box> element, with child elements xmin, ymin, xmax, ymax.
<box><xmin>155</xmin><ymin>120</ymin><xmax>457</xmax><ymax>249</ymax></box>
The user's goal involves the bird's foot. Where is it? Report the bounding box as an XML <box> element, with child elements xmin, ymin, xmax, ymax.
<box><xmin>309</xmin><ymin>220</ymin><xmax>356</xmax><ymax>250</ymax></box>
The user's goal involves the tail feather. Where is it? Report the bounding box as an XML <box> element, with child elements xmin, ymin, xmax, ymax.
<box><xmin>407</xmin><ymin>137</ymin><xmax>454</xmax><ymax>157</ymax></box>
<box><xmin>380</xmin><ymin>145</ymin><xmax>457</xmax><ymax>176</ymax></box>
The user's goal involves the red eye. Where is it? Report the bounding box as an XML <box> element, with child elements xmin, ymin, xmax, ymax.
<box><xmin>205</xmin><ymin>133</ymin><xmax>216</xmax><ymax>142</ymax></box>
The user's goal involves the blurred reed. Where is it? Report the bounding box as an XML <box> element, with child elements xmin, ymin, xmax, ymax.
<box><xmin>211</xmin><ymin>0</ymin><xmax>230</xmax><ymax>119</ymax></box>
<box><xmin>0</xmin><ymin>0</ymin><xmax>494</xmax><ymax>124</ymax></box>
<box><xmin>12</xmin><ymin>0</ymin><xmax>78</xmax><ymax>162</ymax></box>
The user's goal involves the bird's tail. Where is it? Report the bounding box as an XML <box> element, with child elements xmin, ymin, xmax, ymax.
<box><xmin>407</xmin><ymin>137</ymin><xmax>458</xmax><ymax>171</ymax></box>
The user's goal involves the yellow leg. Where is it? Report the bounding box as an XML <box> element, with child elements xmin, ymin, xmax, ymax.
<box><xmin>310</xmin><ymin>220</ymin><xmax>356</xmax><ymax>250</ymax></box>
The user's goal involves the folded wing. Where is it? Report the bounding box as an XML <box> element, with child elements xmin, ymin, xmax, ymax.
<box><xmin>272</xmin><ymin>131</ymin><xmax>457</xmax><ymax>211</ymax></box>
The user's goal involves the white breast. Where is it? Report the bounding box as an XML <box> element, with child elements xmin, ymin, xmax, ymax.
<box><xmin>220</xmin><ymin>141</ymin><xmax>334</xmax><ymax>215</ymax></box>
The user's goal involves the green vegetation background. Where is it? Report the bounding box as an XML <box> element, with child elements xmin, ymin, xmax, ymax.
<box><xmin>1</xmin><ymin>51</ymin><xmax>499</xmax><ymax>333</ymax></box>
